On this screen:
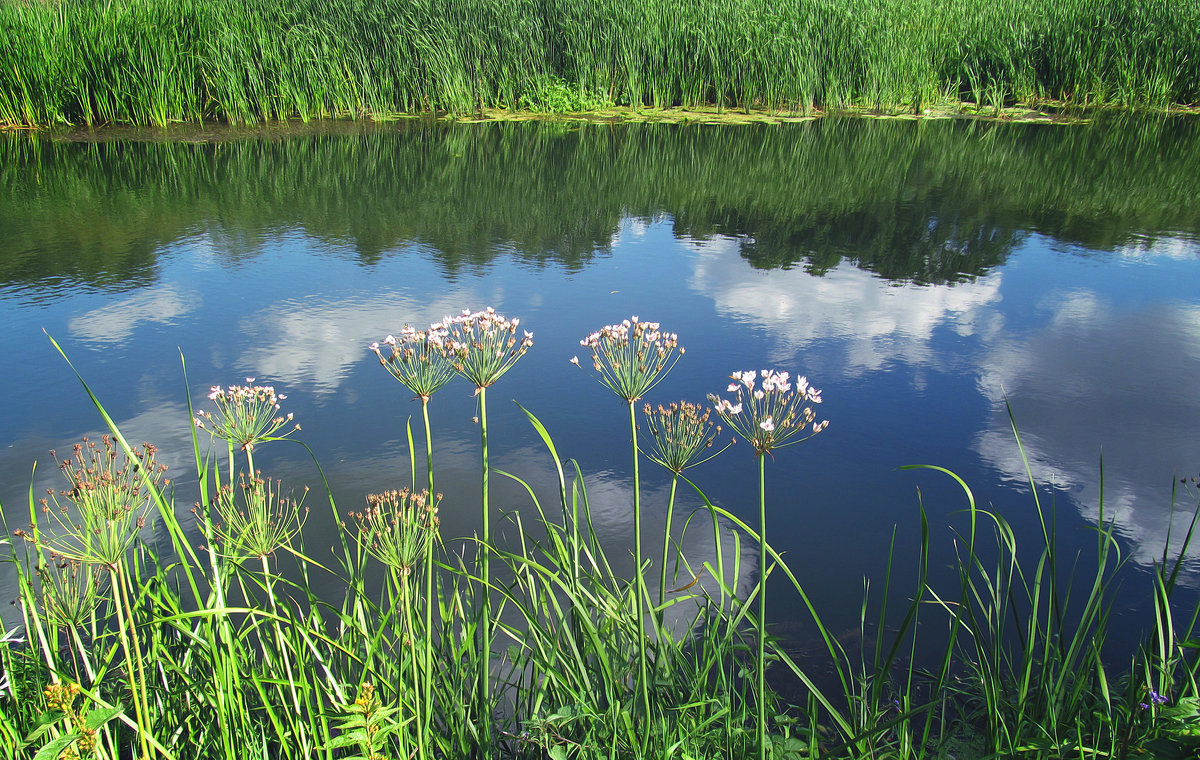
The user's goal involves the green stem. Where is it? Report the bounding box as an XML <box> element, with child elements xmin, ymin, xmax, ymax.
<box><xmin>261</xmin><ymin>554</ymin><xmax>306</xmax><ymax>756</ymax></box>
<box><xmin>199</xmin><ymin>448</ymin><xmax>241</xmax><ymax>757</ymax></box>
<box><xmin>422</xmin><ymin>399</ymin><xmax>435</xmax><ymax>496</ymax></box>
<box><xmin>757</xmin><ymin>453</ymin><xmax>767</xmax><ymax>760</ymax></box>
<box><xmin>112</xmin><ymin>564</ymin><xmax>152</xmax><ymax>760</ymax></box>
<box><xmin>628</xmin><ymin>401</ymin><xmax>651</xmax><ymax>738</ymax></box>
<box><xmin>400</xmin><ymin>568</ymin><xmax>425</xmax><ymax>760</ymax></box>
<box><xmin>478</xmin><ymin>385</ymin><xmax>493</xmax><ymax>750</ymax></box>
<box><xmin>206</xmin><ymin>535</ymin><xmax>238</xmax><ymax>759</ymax></box>
<box><xmin>659</xmin><ymin>474</ymin><xmax>679</xmax><ymax>609</ymax></box>
<box><xmin>420</xmin><ymin>399</ymin><xmax>435</xmax><ymax>760</ymax></box>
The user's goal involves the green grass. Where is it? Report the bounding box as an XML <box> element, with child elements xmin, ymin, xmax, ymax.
<box><xmin>1</xmin><ymin>0</ymin><xmax>1198</xmax><ymax>127</ymax></box>
<box><xmin>3</xmin><ymin>330</ymin><xmax>1200</xmax><ymax>759</ymax></box>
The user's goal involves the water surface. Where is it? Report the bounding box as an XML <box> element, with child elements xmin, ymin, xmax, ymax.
<box><xmin>3</xmin><ymin>116</ymin><xmax>1199</xmax><ymax>655</ymax></box>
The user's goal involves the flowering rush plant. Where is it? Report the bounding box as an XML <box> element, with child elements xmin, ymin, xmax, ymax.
<box><xmin>370</xmin><ymin>324</ymin><xmax>456</xmax><ymax>402</ymax></box>
<box><xmin>440</xmin><ymin>307</ymin><xmax>533</xmax><ymax>390</ymax></box>
<box><xmin>572</xmin><ymin>316</ymin><xmax>683</xmax><ymax>402</ymax></box>
<box><xmin>195</xmin><ymin>379</ymin><xmax>299</xmax><ymax>451</ymax></box>
<box><xmin>707</xmin><ymin>370</ymin><xmax>828</xmax><ymax>456</ymax></box>
<box><xmin>347</xmin><ymin>488</ymin><xmax>441</xmax><ymax>576</ymax></box>
<box><xmin>211</xmin><ymin>475</ymin><xmax>309</xmax><ymax>560</ymax></box>
<box><xmin>32</xmin><ymin>436</ymin><xmax>167</xmax><ymax>566</ymax></box>
<box><xmin>642</xmin><ymin>401</ymin><xmax>726</xmax><ymax>474</ymax></box>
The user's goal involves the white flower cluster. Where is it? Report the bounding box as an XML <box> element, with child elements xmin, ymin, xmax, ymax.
<box><xmin>204</xmin><ymin>378</ymin><xmax>288</xmax><ymax>410</ymax></box>
<box><xmin>195</xmin><ymin>378</ymin><xmax>299</xmax><ymax>451</ymax></box>
<box><xmin>370</xmin><ymin>325</ymin><xmax>456</xmax><ymax>401</ymax></box>
<box><xmin>370</xmin><ymin>322</ymin><xmax>450</xmax><ymax>356</ymax></box>
<box><xmin>573</xmin><ymin>316</ymin><xmax>683</xmax><ymax>402</ymax></box>
<box><xmin>578</xmin><ymin>316</ymin><xmax>679</xmax><ymax>360</ymax></box>
<box><xmin>439</xmin><ymin>307</ymin><xmax>533</xmax><ymax>389</ymax></box>
<box><xmin>708</xmin><ymin>369</ymin><xmax>827</xmax><ymax>455</ymax></box>
<box><xmin>642</xmin><ymin>400</ymin><xmax>726</xmax><ymax>474</ymax></box>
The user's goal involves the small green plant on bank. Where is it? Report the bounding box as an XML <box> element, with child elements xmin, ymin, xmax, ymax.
<box><xmin>518</xmin><ymin>77</ymin><xmax>612</xmax><ymax>114</ymax></box>
<box><xmin>1</xmin><ymin>322</ymin><xmax>1199</xmax><ymax>759</ymax></box>
<box><xmin>325</xmin><ymin>682</ymin><xmax>408</xmax><ymax>760</ymax></box>
<box><xmin>15</xmin><ymin>681</ymin><xmax>124</xmax><ymax>760</ymax></box>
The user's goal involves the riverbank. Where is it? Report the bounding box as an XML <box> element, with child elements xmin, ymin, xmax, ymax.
<box><xmin>2</xmin><ymin>0</ymin><xmax>1198</xmax><ymax>128</ymax></box>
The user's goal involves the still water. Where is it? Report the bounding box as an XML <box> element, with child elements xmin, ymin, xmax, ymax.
<box><xmin>2</xmin><ymin>116</ymin><xmax>1199</xmax><ymax>655</ymax></box>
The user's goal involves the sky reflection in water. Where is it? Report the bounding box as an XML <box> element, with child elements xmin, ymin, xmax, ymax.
<box><xmin>1</xmin><ymin>118</ymin><xmax>1199</xmax><ymax>651</ymax></box>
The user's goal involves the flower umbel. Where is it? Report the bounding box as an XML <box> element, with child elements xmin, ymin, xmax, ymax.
<box><xmin>370</xmin><ymin>325</ymin><xmax>457</xmax><ymax>402</ymax></box>
<box><xmin>438</xmin><ymin>308</ymin><xmax>533</xmax><ymax>390</ymax></box>
<box><xmin>36</xmin><ymin>557</ymin><xmax>105</xmax><ymax>629</ymax></box>
<box><xmin>195</xmin><ymin>380</ymin><xmax>299</xmax><ymax>451</ymax></box>
<box><xmin>346</xmin><ymin>489</ymin><xmax>441</xmax><ymax>576</ymax></box>
<box><xmin>642</xmin><ymin>401</ymin><xmax>728</xmax><ymax>474</ymax></box>
<box><xmin>576</xmin><ymin>316</ymin><xmax>683</xmax><ymax>402</ymax></box>
<box><xmin>210</xmin><ymin>474</ymin><xmax>309</xmax><ymax>560</ymax></box>
<box><xmin>707</xmin><ymin>370</ymin><xmax>828</xmax><ymax>455</ymax></box>
<box><xmin>40</xmin><ymin>436</ymin><xmax>166</xmax><ymax>566</ymax></box>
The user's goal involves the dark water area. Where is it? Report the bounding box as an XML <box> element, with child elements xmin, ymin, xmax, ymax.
<box><xmin>2</xmin><ymin>115</ymin><xmax>1200</xmax><ymax>665</ymax></box>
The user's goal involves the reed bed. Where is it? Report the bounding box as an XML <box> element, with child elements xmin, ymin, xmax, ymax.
<box><xmin>1</xmin><ymin>0</ymin><xmax>1198</xmax><ymax>127</ymax></box>
<box><xmin>2</xmin><ymin>326</ymin><xmax>1200</xmax><ymax>759</ymax></box>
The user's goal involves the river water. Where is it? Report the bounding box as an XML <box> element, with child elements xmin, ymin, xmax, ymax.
<box><xmin>2</xmin><ymin>115</ymin><xmax>1199</xmax><ymax>656</ymax></box>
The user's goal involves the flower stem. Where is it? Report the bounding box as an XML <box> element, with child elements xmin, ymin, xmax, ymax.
<box><xmin>478</xmin><ymin>385</ymin><xmax>493</xmax><ymax>750</ymax></box>
<box><xmin>628</xmin><ymin>401</ymin><xmax>651</xmax><ymax>740</ymax></box>
<box><xmin>659</xmin><ymin>474</ymin><xmax>679</xmax><ymax>609</ymax></box>
<box><xmin>757</xmin><ymin>452</ymin><xmax>767</xmax><ymax>760</ymax></box>
<box><xmin>261</xmin><ymin>554</ymin><xmax>306</xmax><ymax>755</ymax></box>
<box><xmin>401</xmin><ymin>566</ymin><xmax>428</xmax><ymax>760</ymax></box>
<box><xmin>112</xmin><ymin>563</ymin><xmax>152</xmax><ymax>760</ymax></box>
<box><xmin>420</xmin><ymin>398</ymin><xmax>435</xmax><ymax>759</ymax></box>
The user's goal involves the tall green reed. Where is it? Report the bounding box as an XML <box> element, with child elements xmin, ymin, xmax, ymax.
<box><xmin>574</xmin><ymin>316</ymin><xmax>683</xmax><ymax>745</ymax></box>
<box><xmin>369</xmin><ymin>324</ymin><xmax>456</xmax><ymax>756</ymax></box>
<box><xmin>710</xmin><ymin>369</ymin><xmax>828</xmax><ymax>760</ymax></box>
<box><xmin>2</xmin><ymin>0</ymin><xmax>1198</xmax><ymax>128</ymax></box>
<box><xmin>33</xmin><ymin>436</ymin><xmax>169</xmax><ymax>760</ymax></box>
<box><xmin>345</xmin><ymin>488</ymin><xmax>440</xmax><ymax>760</ymax></box>
<box><xmin>439</xmin><ymin>306</ymin><xmax>533</xmax><ymax>752</ymax></box>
